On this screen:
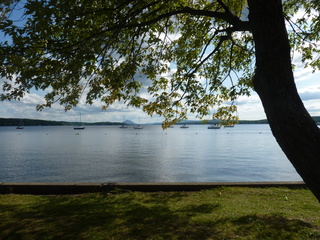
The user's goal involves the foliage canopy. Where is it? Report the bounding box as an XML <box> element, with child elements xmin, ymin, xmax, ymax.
<box><xmin>0</xmin><ymin>0</ymin><xmax>319</xmax><ymax>126</ymax></box>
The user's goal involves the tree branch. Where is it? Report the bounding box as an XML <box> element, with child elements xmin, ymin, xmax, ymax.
<box><xmin>104</xmin><ymin>6</ymin><xmax>251</xmax><ymax>33</ymax></box>
<box><xmin>188</xmin><ymin>34</ymin><xmax>230</xmax><ymax>77</ymax></box>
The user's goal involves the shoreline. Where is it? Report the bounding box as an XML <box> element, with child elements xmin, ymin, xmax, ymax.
<box><xmin>0</xmin><ymin>181</ymin><xmax>306</xmax><ymax>195</ymax></box>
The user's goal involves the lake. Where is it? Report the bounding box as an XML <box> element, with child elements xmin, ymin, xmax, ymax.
<box><xmin>0</xmin><ymin>124</ymin><xmax>302</xmax><ymax>183</ymax></box>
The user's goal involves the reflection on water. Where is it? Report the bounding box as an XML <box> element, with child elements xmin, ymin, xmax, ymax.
<box><xmin>0</xmin><ymin>124</ymin><xmax>301</xmax><ymax>182</ymax></box>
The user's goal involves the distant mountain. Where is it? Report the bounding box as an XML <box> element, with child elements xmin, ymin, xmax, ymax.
<box><xmin>122</xmin><ymin>119</ymin><xmax>136</xmax><ymax>125</ymax></box>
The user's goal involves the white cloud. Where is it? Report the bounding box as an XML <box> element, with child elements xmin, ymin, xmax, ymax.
<box><xmin>299</xmin><ymin>89</ymin><xmax>320</xmax><ymax>101</ymax></box>
<box><xmin>294</xmin><ymin>67</ymin><xmax>314</xmax><ymax>82</ymax></box>
<box><xmin>236</xmin><ymin>94</ymin><xmax>266</xmax><ymax>120</ymax></box>
<box><xmin>297</xmin><ymin>84</ymin><xmax>320</xmax><ymax>116</ymax></box>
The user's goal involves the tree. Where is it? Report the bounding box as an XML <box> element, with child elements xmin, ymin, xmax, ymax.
<box><xmin>1</xmin><ymin>0</ymin><xmax>320</xmax><ymax>201</ymax></box>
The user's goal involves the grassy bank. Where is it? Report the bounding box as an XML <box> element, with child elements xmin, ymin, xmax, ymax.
<box><xmin>1</xmin><ymin>187</ymin><xmax>319</xmax><ymax>239</ymax></box>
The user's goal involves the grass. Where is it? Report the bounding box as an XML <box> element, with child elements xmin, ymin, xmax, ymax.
<box><xmin>0</xmin><ymin>187</ymin><xmax>320</xmax><ymax>240</ymax></box>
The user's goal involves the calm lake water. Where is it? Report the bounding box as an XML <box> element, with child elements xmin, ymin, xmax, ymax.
<box><xmin>0</xmin><ymin>124</ymin><xmax>302</xmax><ymax>183</ymax></box>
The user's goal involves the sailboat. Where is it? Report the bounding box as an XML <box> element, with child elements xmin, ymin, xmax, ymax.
<box><xmin>74</xmin><ymin>113</ymin><xmax>85</xmax><ymax>130</ymax></box>
<box><xmin>119</xmin><ymin>123</ymin><xmax>128</xmax><ymax>128</ymax></box>
<box><xmin>207</xmin><ymin>124</ymin><xmax>221</xmax><ymax>129</ymax></box>
<box><xmin>206</xmin><ymin>110</ymin><xmax>221</xmax><ymax>129</ymax></box>
<box><xmin>134</xmin><ymin>117</ymin><xmax>143</xmax><ymax>129</ymax></box>
<box><xmin>16</xmin><ymin>118</ymin><xmax>24</xmax><ymax>129</ymax></box>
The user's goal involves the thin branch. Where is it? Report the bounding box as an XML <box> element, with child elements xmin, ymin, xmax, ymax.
<box><xmin>188</xmin><ymin>34</ymin><xmax>230</xmax><ymax>77</ymax></box>
<box><xmin>197</xmin><ymin>26</ymin><xmax>220</xmax><ymax>66</ymax></box>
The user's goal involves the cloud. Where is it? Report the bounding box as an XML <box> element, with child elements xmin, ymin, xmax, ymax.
<box><xmin>299</xmin><ymin>90</ymin><xmax>320</xmax><ymax>101</ymax></box>
<box><xmin>298</xmin><ymin>85</ymin><xmax>320</xmax><ymax>101</ymax></box>
<box><xmin>236</xmin><ymin>94</ymin><xmax>266</xmax><ymax>120</ymax></box>
<box><xmin>294</xmin><ymin>67</ymin><xmax>314</xmax><ymax>82</ymax></box>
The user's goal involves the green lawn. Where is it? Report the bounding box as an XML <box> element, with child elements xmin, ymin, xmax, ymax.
<box><xmin>0</xmin><ymin>187</ymin><xmax>319</xmax><ymax>239</ymax></box>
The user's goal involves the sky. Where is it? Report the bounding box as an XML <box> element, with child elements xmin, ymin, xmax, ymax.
<box><xmin>1</xmin><ymin>6</ymin><xmax>320</xmax><ymax>124</ymax></box>
<box><xmin>1</xmin><ymin>54</ymin><xmax>320</xmax><ymax>124</ymax></box>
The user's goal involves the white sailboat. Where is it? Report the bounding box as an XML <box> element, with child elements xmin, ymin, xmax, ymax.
<box><xmin>119</xmin><ymin>123</ymin><xmax>128</xmax><ymax>128</ymax></box>
<box><xmin>74</xmin><ymin>113</ymin><xmax>85</xmax><ymax>130</ymax></box>
<box><xmin>134</xmin><ymin>117</ymin><xmax>143</xmax><ymax>129</ymax></box>
<box><xmin>207</xmin><ymin>110</ymin><xmax>221</xmax><ymax>129</ymax></box>
<box><xmin>16</xmin><ymin>118</ymin><xmax>24</xmax><ymax>129</ymax></box>
<box><xmin>208</xmin><ymin>124</ymin><xmax>221</xmax><ymax>129</ymax></box>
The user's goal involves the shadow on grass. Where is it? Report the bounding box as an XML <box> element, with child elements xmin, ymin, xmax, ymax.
<box><xmin>232</xmin><ymin>214</ymin><xmax>319</xmax><ymax>239</ymax></box>
<box><xmin>0</xmin><ymin>193</ymin><xmax>319</xmax><ymax>239</ymax></box>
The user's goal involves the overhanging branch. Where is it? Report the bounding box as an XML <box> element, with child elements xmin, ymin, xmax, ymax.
<box><xmin>110</xmin><ymin>6</ymin><xmax>251</xmax><ymax>32</ymax></box>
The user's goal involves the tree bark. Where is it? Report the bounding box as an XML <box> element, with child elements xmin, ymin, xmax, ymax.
<box><xmin>248</xmin><ymin>0</ymin><xmax>320</xmax><ymax>202</ymax></box>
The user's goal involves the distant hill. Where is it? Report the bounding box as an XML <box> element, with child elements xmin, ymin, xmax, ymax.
<box><xmin>0</xmin><ymin>118</ymin><xmax>121</xmax><ymax>126</ymax></box>
<box><xmin>238</xmin><ymin>119</ymin><xmax>269</xmax><ymax>124</ymax></box>
<box><xmin>0</xmin><ymin>118</ymin><xmax>71</xmax><ymax>126</ymax></box>
<box><xmin>123</xmin><ymin>119</ymin><xmax>135</xmax><ymax>125</ymax></box>
<box><xmin>239</xmin><ymin>116</ymin><xmax>320</xmax><ymax>124</ymax></box>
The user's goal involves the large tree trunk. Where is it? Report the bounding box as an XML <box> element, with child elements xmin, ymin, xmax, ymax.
<box><xmin>248</xmin><ymin>0</ymin><xmax>320</xmax><ymax>202</ymax></box>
